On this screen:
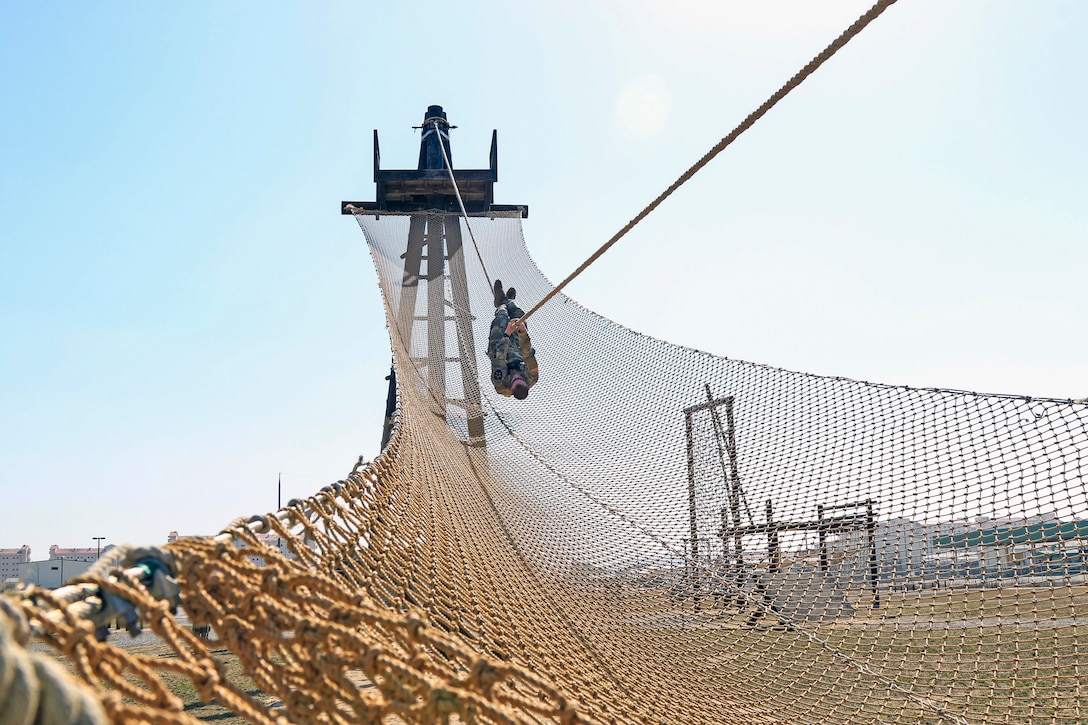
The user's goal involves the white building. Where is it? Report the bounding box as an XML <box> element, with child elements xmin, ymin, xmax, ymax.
<box><xmin>19</xmin><ymin>558</ymin><xmax>93</xmax><ymax>589</ymax></box>
<box><xmin>12</xmin><ymin>542</ymin><xmax>116</xmax><ymax>589</ymax></box>
<box><xmin>0</xmin><ymin>546</ymin><xmax>32</xmax><ymax>582</ymax></box>
<box><xmin>48</xmin><ymin>544</ymin><xmax>116</xmax><ymax>563</ymax></box>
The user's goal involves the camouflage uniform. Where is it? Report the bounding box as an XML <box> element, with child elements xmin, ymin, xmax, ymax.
<box><xmin>487</xmin><ymin>299</ymin><xmax>539</xmax><ymax>396</ymax></box>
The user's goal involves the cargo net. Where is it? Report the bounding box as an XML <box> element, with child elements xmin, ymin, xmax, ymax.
<box><xmin>3</xmin><ymin>210</ymin><xmax>1086</xmax><ymax>725</ymax></box>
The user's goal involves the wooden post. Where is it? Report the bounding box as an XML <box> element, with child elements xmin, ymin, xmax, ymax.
<box><xmin>425</xmin><ymin>224</ymin><xmax>447</xmax><ymax>400</ymax></box>
<box><xmin>396</xmin><ymin>216</ymin><xmax>427</xmax><ymax>346</ymax></box>
<box><xmin>443</xmin><ymin>217</ymin><xmax>484</xmax><ymax>440</ymax></box>
<box><xmin>342</xmin><ymin>105</ymin><xmax>526</xmax><ymax>447</ymax></box>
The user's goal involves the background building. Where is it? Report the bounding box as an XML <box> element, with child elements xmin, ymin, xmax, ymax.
<box><xmin>19</xmin><ymin>558</ymin><xmax>92</xmax><ymax>589</ymax></box>
<box><xmin>168</xmin><ymin>530</ymin><xmax>296</xmax><ymax>564</ymax></box>
<box><xmin>1</xmin><ymin>545</ymin><xmax>32</xmax><ymax>583</ymax></box>
<box><xmin>48</xmin><ymin>544</ymin><xmax>116</xmax><ymax>563</ymax></box>
<box><xmin>12</xmin><ymin>542</ymin><xmax>116</xmax><ymax>589</ymax></box>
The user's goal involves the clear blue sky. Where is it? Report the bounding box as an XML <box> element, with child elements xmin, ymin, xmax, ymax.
<box><xmin>2</xmin><ymin>2</ymin><xmax>1084</xmax><ymax>560</ymax></box>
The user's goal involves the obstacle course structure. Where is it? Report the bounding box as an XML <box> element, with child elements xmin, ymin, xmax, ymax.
<box><xmin>343</xmin><ymin>105</ymin><xmax>526</xmax><ymax>444</ymax></box>
<box><xmin>4</xmin><ymin>5</ymin><xmax>1088</xmax><ymax>720</ymax></box>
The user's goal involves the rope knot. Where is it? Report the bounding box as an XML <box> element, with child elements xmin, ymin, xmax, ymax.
<box><xmin>469</xmin><ymin>658</ymin><xmax>501</xmax><ymax>695</ymax></box>
<box><xmin>195</xmin><ymin>662</ymin><xmax>223</xmax><ymax>702</ymax></box>
<box><xmin>404</xmin><ymin>615</ymin><xmax>426</xmax><ymax>640</ymax></box>
<box><xmin>295</xmin><ymin>619</ymin><xmax>319</xmax><ymax>642</ymax></box>
<box><xmin>328</xmin><ymin>605</ymin><xmax>355</xmax><ymax>626</ymax></box>
<box><xmin>361</xmin><ymin>646</ymin><xmax>382</xmax><ymax>675</ymax></box>
<box><xmin>59</xmin><ymin>618</ymin><xmax>100</xmax><ymax>652</ymax></box>
<box><xmin>261</xmin><ymin>569</ymin><xmax>279</xmax><ymax>592</ymax></box>
<box><xmin>427</xmin><ymin>687</ymin><xmax>460</xmax><ymax>718</ymax></box>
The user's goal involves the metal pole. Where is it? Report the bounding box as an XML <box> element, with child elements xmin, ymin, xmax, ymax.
<box><xmin>723</xmin><ymin>396</ymin><xmax>744</xmax><ymax>580</ymax></box>
<box><xmin>766</xmin><ymin>500</ymin><xmax>780</xmax><ymax>574</ymax></box>
<box><xmin>703</xmin><ymin>386</ymin><xmax>745</xmax><ymax>582</ymax></box>
<box><xmin>866</xmin><ymin>499</ymin><xmax>880</xmax><ymax>609</ymax></box>
<box><xmin>818</xmin><ymin>504</ymin><xmax>828</xmax><ymax>572</ymax></box>
<box><xmin>92</xmin><ymin>537</ymin><xmax>105</xmax><ymax>560</ymax></box>
<box><xmin>684</xmin><ymin>410</ymin><xmax>700</xmax><ymax>613</ymax></box>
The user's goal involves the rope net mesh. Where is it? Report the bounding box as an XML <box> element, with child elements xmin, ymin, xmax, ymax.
<box><xmin>4</xmin><ymin>209</ymin><xmax>1087</xmax><ymax>724</ymax></box>
<box><xmin>358</xmin><ymin>211</ymin><xmax>1088</xmax><ymax>723</ymax></box>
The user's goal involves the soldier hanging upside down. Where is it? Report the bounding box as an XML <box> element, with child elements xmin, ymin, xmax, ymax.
<box><xmin>487</xmin><ymin>280</ymin><xmax>539</xmax><ymax>400</ymax></box>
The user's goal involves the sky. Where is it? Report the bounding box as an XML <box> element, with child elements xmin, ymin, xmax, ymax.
<box><xmin>2</xmin><ymin>1</ymin><xmax>1085</xmax><ymax>562</ymax></box>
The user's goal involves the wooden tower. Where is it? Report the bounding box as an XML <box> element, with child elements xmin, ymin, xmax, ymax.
<box><xmin>342</xmin><ymin>105</ymin><xmax>526</xmax><ymax>445</ymax></box>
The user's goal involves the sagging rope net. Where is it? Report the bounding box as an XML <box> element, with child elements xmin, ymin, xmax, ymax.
<box><xmin>4</xmin><ymin>208</ymin><xmax>1086</xmax><ymax>724</ymax></box>
<box><xmin>5</xmin><ymin>1</ymin><xmax>1088</xmax><ymax>721</ymax></box>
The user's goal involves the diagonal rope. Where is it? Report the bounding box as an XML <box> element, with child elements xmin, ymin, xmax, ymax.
<box><xmin>518</xmin><ymin>0</ymin><xmax>899</xmax><ymax>325</ymax></box>
<box><xmin>433</xmin><ymin>121</ymin><xmax>495</xmax><ymax>290</ymax></box>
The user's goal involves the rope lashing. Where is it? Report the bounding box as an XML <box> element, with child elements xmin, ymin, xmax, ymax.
<box><xmin>25</xmin><ymin>545</ymin><xmax>180</xmax><ymax>642</ymax></box>
<box><xmin>517</xmin><ymin>0</ymin><xmax>899</xmax><ymax>325</ymax></box>
<box><xmin>35</xmin><ymin>507</ymin><xmax>322</xmax><ymax>637</ymax></box>
<box><xmin>418</xmin><ymin>115</ymin><xmax>454</xmax><ymax>131</ymax></box>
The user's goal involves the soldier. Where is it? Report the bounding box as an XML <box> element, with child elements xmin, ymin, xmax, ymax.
<box><xmin>487</xmin><ymin>280</ymin><xmax>538</xmax><ymax>400</ymax></box>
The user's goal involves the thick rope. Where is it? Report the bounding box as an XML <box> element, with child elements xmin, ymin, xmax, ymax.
<box><xmin>519</xmin><ymin>0</ymin><xmax>899</xmax><ymax>324</ymax></box>
<box><xmin>433</xmin><ymin>121</ymin><xmax>495</xmax><ymax>290</ymax></box>
<box><xmin>0</xmin><ymin>599</ymin><xmax>109</xmax><ymax>725</ymax></box>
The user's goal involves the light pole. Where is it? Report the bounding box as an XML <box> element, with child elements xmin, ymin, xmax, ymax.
<box><xmin>92</xmin><ymin>537</ymin><xmax>105</xmax><ymax>559</ymax></box>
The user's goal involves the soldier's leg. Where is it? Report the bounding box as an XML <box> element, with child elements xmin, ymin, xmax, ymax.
<box><xmin>489</xmin><ymin>306</ymin><xmax>510</xmax><ymax>350</ymax></box>
<box><xmin>505</xmin><ymin>329</ymin><xmax>525</xmax><ymax>374</ymax></box>
<box><xmin>488</xmin><ymin>306</ymin><xmax>512</xmax><ymax>383</ymax></box>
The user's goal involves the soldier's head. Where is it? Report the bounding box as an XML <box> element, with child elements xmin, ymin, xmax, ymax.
<box><xmin>510</xmin><ymin>373</ymin><xmax>529</xmax><ymax>400</ymax></box>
